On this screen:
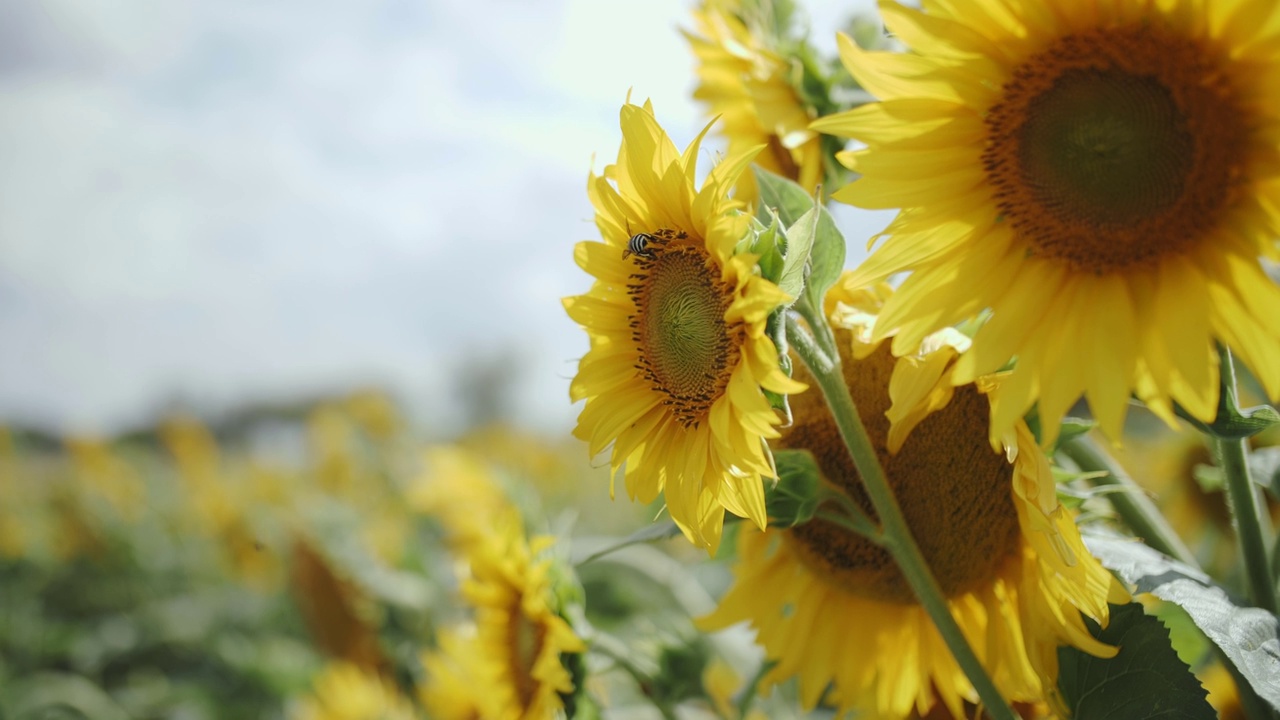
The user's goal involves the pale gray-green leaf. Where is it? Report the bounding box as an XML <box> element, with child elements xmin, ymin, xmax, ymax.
<box><xmin>1084</xmin><ymin>530</ymin><xmax>1280</xmax><ymax>710</ymax></box>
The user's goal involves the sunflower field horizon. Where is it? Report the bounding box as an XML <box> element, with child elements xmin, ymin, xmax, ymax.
<box><xmin>6</xmin><ymin>0</ymin><xmax>1280</xmax><ymax>719</ymax></box>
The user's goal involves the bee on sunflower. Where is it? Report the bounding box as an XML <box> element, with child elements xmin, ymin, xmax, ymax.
<box><xmin>564</xmin><ymin>99</ymin><xmax>806</xmax><ymax>552</ymax></box>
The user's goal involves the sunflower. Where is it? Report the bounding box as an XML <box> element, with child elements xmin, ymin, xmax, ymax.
<box><xmin>684</xmin><ymin>0</ymin><xmax>824</xmax><ymax>203</ymax></box>
<box><xmin>407</xmin><ymin>445</ymin><xmax>515</xmax><ymax>552</ymax></box>
<box><xmin>564</xmin><ymin>100</ymin><xmax>805</xmax><ymax>551</ymax></box>
<box><xmin>459</xmin><ymin>518</ymin><xmax>585</xmax><ymax>720</ymax></box>
<box><xmin>419</xmin><ymin>627</ymin><xmax>487</xmax><ymax>720</ymax></box>
<box><xmin>699</xmin><ymin>278</ymin><xmax>1124</xmax><ymax>719</ymax></box>
<box><xmin>814</xmin><ymin>0</ymin><xmax>1280</xmax><ymax>445</ymax></box>
<box><xmin>292</xmin><ymin>661</ymin><xmax>417</xmax><ymax>720</ymax></box>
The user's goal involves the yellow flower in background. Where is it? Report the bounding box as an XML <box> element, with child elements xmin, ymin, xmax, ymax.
<box><xmin>290</xmin><ymin>537</ymin><xmax>387</xmax><ymax>674</ymax></box>
<box><xmin>293</xmin><ymin>661</ymin><xmax>416</xmax><ymax>720</ymax></box>
<box><xmin>685</xmin><ymin>0</ymin><xmax>823</xmax><ymax>203</ymax></box>
<box><xmin>462</xmin><ymin>519</ymin><xmax>585</xmax><ymax>720</ymax></box>
<box><xmin>564</xmin><ymin>99</ymin><xmax>805</xmax><ymax>552</ymax></box>
<box><xmin>66</xmin><ymin>438</ymin><xmax>146</xmax><ymax>522</ymax></box>
<box><xmin>419</xmin><ymin>627</ymin><xmax>487</xmax><ymax>720</ymax></box>
<box><xmin>1200</xmin><ymin>661</ymin><xmax>1247</xmax><ymax>720</ymax></box>
<box><xmin>700</xmin><ymin>279</ymin><xmax>1122</xmax><ymax>719</ymax></box>
<box><xmin>816</xmin><ymin>0</ymin><xmax>1280</xmax><ymax>445</ymax></box>
<box><xmin>408</xmin><ymin>445</ymin><xmax>515</xmax><ymax>551</ymax></box>
<box><xmin>702</xmin><ymin>658</ymin><xmax>768</xmax><ymax>720</ymax></box>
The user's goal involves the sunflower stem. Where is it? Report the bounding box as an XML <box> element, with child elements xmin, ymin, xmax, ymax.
<box><xmin>815</xmin><ymin>505</ymin><xmax>883</xmax><ymax>544</ymax></box>
<box><xmin>734</xmin><ymin>659</ymin><xmax>777</xmax><ymax>720</ymax></box>
<box><xmin>1059</xmin><ymin>435</ymin><xmax>1199</xmax><ymax>568</ymax></box>
<box><xmin>785</xmin><ymin>314</ymin><xmax>1019</xmax><ymax>720</ymax></box>
<box><xmin>1215</xmin><ymin>346</ymin><xmax>1278</xmax><ymax>614</ymax></box>
<box><xmin>793</xmin><ymin>294</ymin><xmax>839</xmax><ymax>361</ymax></box>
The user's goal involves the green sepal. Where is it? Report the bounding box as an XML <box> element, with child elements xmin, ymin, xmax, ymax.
<box><xmin>1057</xmin><ymin>602</ymin><xmax>1215</xmax><ymax>720</ymax></box>
<box><xmin>741</xmin><ymin>213</ymin><xmax>786</xmax><ymax>285</ymax></box>
<box><xmin>764</xmin><ymin>308</ymin><xmax>793</xmax><ymax>423</ymax></box>
<box><xmin>765</xmin><ymin>449</ymin><xmax>822</xmax><ymax>528</ymax></box>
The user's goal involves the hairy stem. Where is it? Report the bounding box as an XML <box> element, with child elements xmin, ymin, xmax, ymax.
<box><xmin>786</xmin><ymin>314</ymin><xmax>1018</xmax><ymax>720</ymax></box>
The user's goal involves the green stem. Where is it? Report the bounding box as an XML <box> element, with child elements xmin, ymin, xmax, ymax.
<box><xmin>734</xmin><ymin>660</ymin><xmax>777</xmax><ymax>720</ymax></box>
<box><xmin>815</xmin><ymin>485</ymin><xmax>882</xmax><ymax>540</ymax></box>
<box><xmin>792</xmin><ymin>293</ymin><xmax>839</xmax><ymax>361</ymax></box>
<box><xmin>1059</xmin><ymin>436</ymin><xmax>1199</xmax><ymax>568</ymax></box>
<box><xmin>785</xmin><ymin>315</ymin><xmax>1018</xmax><ymax>720</ymax></box>
<box><xmin>1215</xmin><ymin>347</ymin><xmax>1278</xmax><ymax>614</ymax></box>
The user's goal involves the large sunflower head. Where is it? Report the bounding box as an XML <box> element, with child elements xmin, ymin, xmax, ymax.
<box><xmin>700</xmin><ymin>277</ymin><xmax>1124</xmax><ymax>719</ymax></box>
<box><xmin>684</xmin><ymin>0</ymin><xmax>824</xmax><ymax>203</ymax></box>
<box><xmin>457</xmin><ymin>518</ymin><xmax>585</xmax><ymax>720</ymax></box>
<box><xmin>564</xmin><ymin>100</ymin><xmax>805</xmax><ymax>552</ymax></box>
<box><xmin>815</xmin><ymin>0</ymin><xmax>1280</xmax><ymax>445</ymax></box>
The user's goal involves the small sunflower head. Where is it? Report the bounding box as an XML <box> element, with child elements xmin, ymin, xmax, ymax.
<box><xmin>565</xmin><ymin>99</ymin><xmax>805</xmax><ymax>552</ymax></box>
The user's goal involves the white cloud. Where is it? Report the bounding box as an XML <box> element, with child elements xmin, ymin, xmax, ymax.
<box><xmin>0</xmin><ymin>0</ymin><xmax>888</xmax><ymax>436</ymax></box>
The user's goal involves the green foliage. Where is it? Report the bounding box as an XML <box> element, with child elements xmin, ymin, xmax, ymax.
<box><xmin>1058</xmin><ymin>603</ymin><xmax>1215</xmax><ymax>720</ymax></box>
<box><xmin>1083</xmin><ymin>530</ymin><xmax>1280</xmax><ymax>710</ymax></box>
<box><xmin>751</xmin><ymin>167</ymin><xmax>846</xmax><ymax>312</ymax></box>
<box><xmin>765</xmin><ymin>450</ymin><xmax>823</xmax><ymax>528</ymax></box>
<box><xmin>574</xmin><ymin>520</ymin><xmax>683</xmax><ymax>567</ymax></box>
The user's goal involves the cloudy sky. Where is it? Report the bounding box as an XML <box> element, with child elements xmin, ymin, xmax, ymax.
<box><xmin>0</xmin><ymin>0</ymin><xmax>886</xmax><ymax>437</ymax></box>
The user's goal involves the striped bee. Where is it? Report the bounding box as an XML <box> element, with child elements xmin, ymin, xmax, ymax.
<box><xmin>622</xmin><ymin>229</ymin><xmax>658</xmax><ymax>260</ymax></box>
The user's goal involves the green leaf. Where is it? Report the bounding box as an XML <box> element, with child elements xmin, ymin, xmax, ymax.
<box><xmin>4</xmin><ymin>672</ymin><xmax>133</xmax><ymax>720</ymax></box>
<box><xmin>1059</xmin><ymin>416</ymin><xmax>1096</xmax><ymax>445</ymax></box>
<box><xmin>1057</xmin><ymin>602</ymin><xmax>1215</xmax><ymax>720</ymax></box>
<box><xmin>573</xmin><ymin>521</ymin><xmax>683</xmax><ymax>566</ymax></box>
<box><xmin>1053</xmin><ymin>479</ymin><xmax>1128</xmax><ymax>511</ymax></box>
<box><xmin>799</xmin><ymin>204</ymin><xmax>846</xmax><ymax>313</ymax></box>
<box><xmin>766</xmin><ymin>450</ymin><xmax>822</xmax><ymax>528</ymax></box>
<box><xmin>753</xmin><ymin>166</ymin><xmax>814</xmax><ymax>227</ymax></box>
<box><xmin>1191</xmin><ymin>463</ymin><xmax>1224</xmax><ymax>493</ymax></box>
<box><xmin>1083</xmin><ymin>530</ymin><xmax>1280</xmax><ymax>710</ymax></box>
<box><xmin>777</xmin><ymin>205</ymin><xmax>818</xmax><ymax>302</ymax></box>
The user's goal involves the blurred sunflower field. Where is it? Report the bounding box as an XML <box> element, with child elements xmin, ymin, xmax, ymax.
<box><xmin>10</xmin><ymin>0</ymin><xmax>1280</xmax><ymax>718</ymax></box>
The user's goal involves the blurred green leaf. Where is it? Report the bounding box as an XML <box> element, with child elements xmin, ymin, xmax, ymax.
<box><xmin>574</xmin><ymin>521</ymin><xmax>682</xmax><ymax>567</ymax></box>
<box><xmin>5</xmin><ymin>672</ymin><xmax>132</xmax><ymax>720</ymax></box>
<box><xmin>1058</xmin><ymin>603</ymin><xmax>1214</xmax><ymax>720</ymax></box>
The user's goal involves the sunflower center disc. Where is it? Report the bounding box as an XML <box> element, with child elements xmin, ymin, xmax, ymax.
<box><xmin>784</xmin><ymin>343</ymin><xmax>1021</xmax><ymax>604</ymax></box>
<box><xmin>983</xmin><ymin>25</ymin><xmax>1246</xmax><ymax>272</ymax></box>
<box><xmin>508</xmin><ymin>611</ymin><xmax>544</xmax><ymax>709</ymax></box>
<box><xmin>630</xmin><ymin>237</ymin><xmax>738</xmax><ymax>427</ymax></box>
